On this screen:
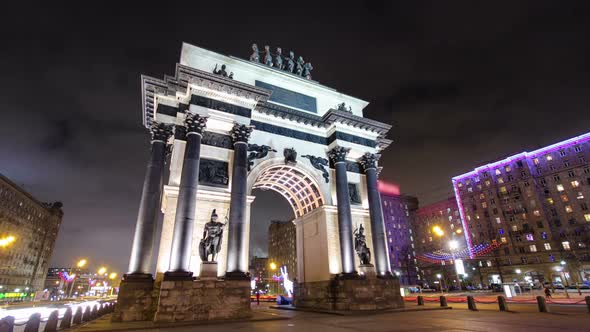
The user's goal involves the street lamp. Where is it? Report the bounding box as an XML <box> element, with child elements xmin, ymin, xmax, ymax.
<box><xmin>269</xmin><ymin>262</ymin><xmax>278</xmax><ymax>295</ymax></box>
<box><xmin>109</xmin><ymin>272</ymin><xmax>117</xmax><ymax>280</ymax></box>
<box><xmin>98</xmin><ymin>267</ymin><xmax>107</xmax><ymax>275</ymax></box>
<box><xmin>77</xmin><ymin>259</ymin><xmax>87</xmax><ymax>268</ymax></box>
<box><xmin>0</xmin><ymin>235</ymin><xmax>16</xmax><ymax>248</ymax></box>
<box><xmin>432</xmin><ymin>226</ymin><xmax>444</xmax><ymax>237</ymax></box>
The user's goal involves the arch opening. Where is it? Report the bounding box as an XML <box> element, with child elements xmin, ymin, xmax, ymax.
<box><xmin>252</xmin><ymin>165</ymin><xmax>325</xmax><ymax>218</ymax></box>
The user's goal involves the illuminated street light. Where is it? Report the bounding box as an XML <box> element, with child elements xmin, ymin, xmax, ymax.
<box><xmin>269</xmin><ymin>262</ymin><xmax>277</xmax><ymax>270</ymax></box>
<box><xmin>432</xmin><ymin>226</ymin><xmax>444</xmax><ymax>237</ymax></box>
<box><xmin>77</xmin><ymin>259</ymin><xmax>87</xmax><ymax>268</ymax></box>
<box><xmin>0</xmin><ymin>235</ymin><xmax>16</xmax><ymax>248</ymax></box>
<box><xmin>98</xmin><ymin>267</ymin><xmax>107</xmax><ymax>275</ymax></box>
<box><xmin>515</xmin><ymin>269</ymin><xmax>522</xmax><ymax>274</ymax></box>
<box><xmin>560</xmin><ymin>260</ymin><xmax>566</xmax><ymax>266</ymax></box>
<box><xmin>436</xmin><ymin>274</ymin><xmax>442</xmax><ymax>279</ymax></box>
<box><xmin>109</xmin><ymin>272</ymin><xmax>117</xmax><ymax>280</ymax></box>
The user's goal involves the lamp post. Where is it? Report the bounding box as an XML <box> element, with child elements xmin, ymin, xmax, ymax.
<box><xmin>560</xmin><ymin>260</ymin><xmax>570</xmax><ymax>299</ymax></box>
<box><xmin>269</xmin><ymin>262</ymin><xmax>277</xmax><ymax>295</ymax></box>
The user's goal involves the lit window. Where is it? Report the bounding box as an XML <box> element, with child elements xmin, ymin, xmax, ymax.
<box><xmin>544</xmin><ymin>243</ymin><xmax>551</xmax><ymax>250</ymax></box>
<box><xmin>529</xmin><ymin>245</ymin><xmax>537</xmax><ymax>252</ymax></box>
<box><xmin>557</xmin><ymin>184</ymin><xmax>565</xmax><ymax>192</ymax></box>
<box><xmin>546</xmin><ymin>155</ymin><xmax>553</xmax><ymax>161</ymax></box>
<box><xmin>495</xmin><ymin>169</ymin><xmax>501</xmax><ymax>175</ymax></box>
<box><xmin>505</xmin><ymin>166</ymin><xmax>511</xmax><ymax>172</ymax></box>
<box><xmin>565</xmin><ymin>205</ymin><xmax>573</xmax><ymax>213</ymax></box>
<box><xmin>546</xmin><ymin>198</ymin><xmax>554</xmax><ymax>204</ymax></box>
<box><xmin>497</xmin><ymin>178</ymin><xmax>504</xmax><ymax>184</ymax></box>
<box><xmin>496</xmin><ymin>217</ymin><xmax>502</xmax><ymax>224</ymax></box>
<box><xmin>577</xmin><ymin>192</ymin><xmax>585</xmax><ymax>200</ymax></box>
<box><xmin>562</xmin><ymin>241</ymin><xmax>571</xmax><ymax>250</ymax></box>
<box><xmin>533</xmin><ymin>158</ymin><xmax>540</xmax><ymax>165</ymax></box>
<box><xmin>500</xmin><ymin>237</ymin><xmax>507</xmax><ymax>243</ymax></box>
<box><xmin>467</xmin><ymin>187</ymin><xmax>473</xmax><ymax>192</ymax></box>
<box><xmin>585</xmin><ymin>214</ymin><xmax>590</xmax><ymax>222</ymax></box>
<box><xmin>561</xmin><ymin>195</ymin><xmax>569</xmax><ymax>202</ymax></box>
<box><xmin>571</xmin><ymin>180</ymin><xmax>580</xmax><ymax>188</ymax></box>
<box><xmin>512</xmin><ymin>225</ymin><xmax>518</xmax><ymax>231</ymax></box>
<box><xmin>485</xmin><ymin>180</ymin><xmax>491</xmax><ymax>186</ymax></box>
<box><xmin>525</xmin><ymin>233</ymin><xmax>534</xmax><ymax>241</ymax></box>
<box><xmin>533</xmin><ymin>210</ymin><xmax>541</xmax><ymax>216</ymax></box>
<box><xmin>499</xmin><ymin>186</ymin><xmax>507</xmax><ymax>193</ymax></box>
<box><xmin>541</xmin><ymin>232</ymin><xmax>548</xmax><ymax>239</ymax></box>
<box><xmin>458</xmin><ymin>182</ymin><xmax>463</xmax><ymax>187</ymax></box>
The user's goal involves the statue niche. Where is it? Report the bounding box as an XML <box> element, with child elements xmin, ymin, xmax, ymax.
<box><xmin>354</xmin><ymin>224</ymin><xmax>371</xmax><ymax>266</ymax></box>
<box><xmin>199</xmin><ymin>209</ymin><xmax>226</xmax><ymax>262</ymax></box>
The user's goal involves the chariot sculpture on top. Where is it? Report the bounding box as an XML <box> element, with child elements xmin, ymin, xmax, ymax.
<box><xmin>249</xmin><ymin>43</ymin><xmax>314</xmax><ymax>80</ymax></box>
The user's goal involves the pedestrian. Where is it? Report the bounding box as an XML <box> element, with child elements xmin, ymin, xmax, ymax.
<box><xmin>544</xmin><ymin>287</ymin><xmax>551</xmax><ymax>298</ymax></box>
<box><xmin>256</xmin><ymin>291</ymin><xmax>260</xmax><ymax>305</ymax></box>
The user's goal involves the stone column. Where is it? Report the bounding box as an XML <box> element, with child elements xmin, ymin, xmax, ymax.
<box><xmin>360</xmin><ymin>152</ymin><xmax>392</xmax><ymax>277</ymax></box>
<box><xmin>327</xmin><ymin>146</ymin><xmax>357</xmax><ymax>277</ymax></box>
<box><xmin>225</xmin><ymin>123</ymin><xmax>253</xmax><ymax>279</ymax></box>
<box><xmin>126</xmin><ymin>123</ymin><xmax>172</xmax><ymax>279</ymax></box>
<box><xmin>164</xmin><ymin>113</ymin><xmax>208</xmax><ymax>280</ymax></box>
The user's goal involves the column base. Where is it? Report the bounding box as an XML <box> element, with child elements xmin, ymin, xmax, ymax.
<box><xmin>335</xmin><ymin>271</ymin><xmax>360</xmax><ymax>280</ymax></box>
<box><xmin>112</xmin><ymin>278</ymin><xmax>156</xmax><ymax>322</ymax></box>
<box><xmin>224</xmin><ymin>271</ymin><xmax>250</xmax><ymax>280</ymax></box>
<box><xmin>293</xmin><ymin>277</ymin><xmax>404</xmax><ymax>311</ymax></box>
<box><xmin>122</xmin><ymin>273</ymin><xmax>154</xmax><ymax>282</ymax></box>
<box><xmin>163</xmin><ymin>271</ymin><xmax>194</xmax><ymax>281</ymax></box>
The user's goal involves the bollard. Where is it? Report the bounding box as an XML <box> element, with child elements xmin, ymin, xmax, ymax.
<box><xmin>91</xmin><ymin>304</ymin><xmax>98</xmax><ymax>319</ymax></box>
<box><xmin>73</xmin><ymin>307</ymin><xmax>83</xmax><ymax>325</ymax></box>
<box><xmin>83</xmin><ymin>306</ymin><xmax>92</xmax><ymax>322</ymax></box>
<box><xmin>467</xmin><ymin>296</ymin><xmax>478</xmax><ymax>311</ymax></box>
<box><xmin>585</xmin><ymin>296</ymin><xmax>590</xmax><ymax>313</ymax></box>
<box><xmin>43</xmin><ymin>310</ymin><xmax>59</xmax><ymax>332</ymax></box>
<box><xmin>417</xmin><ymin>295</ymin><xmax>424</xmax><ymax>306</ymax></box>
<box><xmin>23</xmin><ymin>313</ymin><xmax>41</xmax><ymax>332</ymax></box>
<box><xmin>0</xmin><ymin>316</ymin><xmax>15</xmax><ymax>332</ymax></box>
<box><xmin>60</xmin><ymin>307</ymin><xmax>73</xmax><ymax>329</ymax></box>
<box><xmin>536</xmin><ymin>296</ymin><xmax>549</xmax><ymax>313</ymax></box>
<box><xmin>439</xmin><ymin>295</ymin><xmax>448</xmax><ymax>307</ymax></box>
<box><xmin>498</xmin><ymin>296</ymin><xmax>509</xmax><ymax>312</ymax></box>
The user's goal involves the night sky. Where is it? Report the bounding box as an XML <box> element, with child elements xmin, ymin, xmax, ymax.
<box><xmin>2</xmin><ymin>2</ymin><xmax>590</xmax><ymax>274</ymax></box>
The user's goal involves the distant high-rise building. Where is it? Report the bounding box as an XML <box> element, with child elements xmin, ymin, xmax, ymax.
<box><xmin>248</xmin><ymin>256</ymin><xmax>268</xmax><ymax>292</ymax></box>
<box><xmin>452</xmin><ymin>132</ymin><xmax>590</xmax><ymax>286</ymax></box>
<box><xmin>410</xmin><ymin>197</ymin><xmax>468</xmax><ymax>286</ymax></box>
<box><xmin>268</xmin><ymin>220</ymin><xmax>297</xmax><ymax>278</ymax></box>
<box><xmin>0</xmin><ymin>173</ymin><xmax>63</xmax><ymax>299</ymax></box>
<box><xmin>380</xmin><ymin>181</ymin><xmax>419</xmax><ymax>285</ymax></box>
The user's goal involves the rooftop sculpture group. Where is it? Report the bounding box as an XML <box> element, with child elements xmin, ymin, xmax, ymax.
<box><xmin>249</xmin><ymin>44</ymin><xmax>313</xmax><ymax>80</ymax></box>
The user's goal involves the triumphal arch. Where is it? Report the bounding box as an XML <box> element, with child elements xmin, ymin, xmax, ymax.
<box><xmin>114</xmin><ymin>43</ymin><xmax>403</xmax><ymax>322</ymax></box>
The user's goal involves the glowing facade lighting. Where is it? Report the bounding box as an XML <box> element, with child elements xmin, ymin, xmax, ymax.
<box><xmin>449</xmin><ymin>240</ymin><xmax>459</xmax><ymax>250</ymax></box>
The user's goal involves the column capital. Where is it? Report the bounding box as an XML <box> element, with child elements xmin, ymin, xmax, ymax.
<box><xmin>359</xmin><ymin>152</ymin><xmax>381</xmax><ymax>171</ymax></box>
<box><xmin>150</xmin><ymin>122</ymin><xmax>173</xmax><ymax>143</ymax></box>
<box><xmin>174</xmin><ymin>125</ymin><xmax>187</xmax><ymax>140</ymax></box>
<box><xmin>230</xmin><ymin>123</ymin><xmax>254</xmax><ymax>144</ymax></box>
<box><xmin>185</xmin><ymin>113</ymin><xmax>208</xmax><ymax>135</ymax></box>
<box><xmin>327</xmin><ymin>146</ymin><xmax>351</xmax><ymax>164</ymax></box>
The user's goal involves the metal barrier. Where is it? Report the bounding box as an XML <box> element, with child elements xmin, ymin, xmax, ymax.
<box><xmin>0</xmin><ymin>301</ymin><xmax>115</xmax><ymax>332</ymax></box>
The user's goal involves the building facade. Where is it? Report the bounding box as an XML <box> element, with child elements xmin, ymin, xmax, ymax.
<box><xmin>380</xmin><ymin>183</ymin><xmax>419</xmax><ymax>285</ymax></box>
<box><xmin>0</xmin><ymin>173</ymin><xmax>63</xmax><ymax>298</ymax></box>
<box><xmin>268</xmin><ymin>220</ymin><xmax>297</xmax><ymax>279</ymax></box>
<box><xmin>453</xmin><ymin>132</ymin><xmax>590</xmax><ymax>286</ymax></box>
<box><xmin>410</xmin><ymin>197</ymin><xmax>470</xmax><ymax>287</ymax></box>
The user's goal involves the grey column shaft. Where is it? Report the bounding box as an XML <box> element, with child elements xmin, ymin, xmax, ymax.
<box><xmin>226</xmin><ymin>142</ymin><xmax>248</xmax><ymax>274</ymax></box>
<box><xmin>127</xmin><ymin>140</ymin><xmax>167</xmax><ymax>275</ymax></box>
<box><xmin>365</xmin><ymin>168</ymin><xmax>391</xmax><ymax>275</ymax></box>
<box><xmin>168</xmin><ymin>133</ymin><xmax>202</xmax><ymax>272</ymax></box>
<box><xmin>334</xmin><ymin>162</ymin><xmax>356</xmax><ymax>274</ymax></box>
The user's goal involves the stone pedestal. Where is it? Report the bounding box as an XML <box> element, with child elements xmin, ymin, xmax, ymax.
<box><xmin>293</xmin><ymin>276</ymin><xmax>404</xmax><ymax>311</ymax></box>
<box><xmin>112</xmin><ymin>277</ymin><xmax>157</xmax><ymax>322</ymax></box>
<box><xmin>359</xmin><ymin>264</ymin><xmax>376</xmax><ymax>279</ymax></box>
<box><xmin>199</xmin><ymin>262</ymin><xmax>218</xmax><ymax>280</ymax></box>
<box><xmin>154</xmin><ymin>278</ymin><xmax>251</xmax><ymax>322</ymax></box>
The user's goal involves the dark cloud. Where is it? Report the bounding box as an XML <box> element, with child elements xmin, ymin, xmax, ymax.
<box><xmin>1</xmin><ymin>1</ymin><xmax>589</xmax><ymax>273</ymax></box>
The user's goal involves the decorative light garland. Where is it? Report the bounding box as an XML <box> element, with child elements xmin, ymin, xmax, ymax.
<box><xmin>57</xmin><ymin>272</ymin><xmax>76</xmax><ymax>283</ymax></box>
<box><xmin>417</xmin><ymin>242</ymin><xmax>502</xmax><ymax>264</ymax></box>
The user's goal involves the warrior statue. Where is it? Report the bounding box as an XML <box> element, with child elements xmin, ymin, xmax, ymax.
<box><xmin>303</xmin><ymin>62</ymin><xmax>313</xmax><ymax>80</ymax></box>
<box><xmin>250</xmin><ymin>43</ymin><xmax>260</xmax><ymax>63</ymax></box>
<box><xmin>264</xmin><ymin>45</ymin><xmax>273</xmax><ymax>66</ymax></box>
<box><xmin>274</xmin><ymin>47</ymin><xmax>283</xmax><ymax>70</ymax></box>
<box><xmin>285</xmin><ymin>51</ymin><xmax>295</xmax><ymax>73</ymax></box>
<box><xmin>353</xmin><ymin>224</ymin><xmax>371</xmax><ymax>265</ymax></box>
<box><xmin>247</xmin><ymin>144</ymin><xmax>276</xmax><ymax>171</ymax></box>
<box><xmin>295</xmin><ymin>56</ymin><xmax>305</xmax><ymax>76</ymax></box>
<box><xmin>199</xmin><ymin>209</ymin><xmax>226</xmax><ymax>262</ymax></box>
<box><xmin>213</xmin><ymin>64</ymin><xmax>228</xmax><ymax>77</ymax></box>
